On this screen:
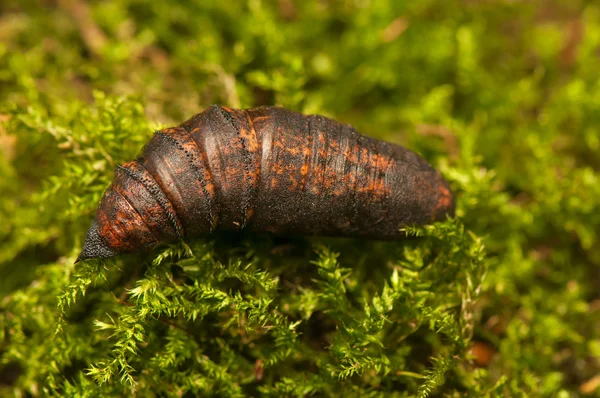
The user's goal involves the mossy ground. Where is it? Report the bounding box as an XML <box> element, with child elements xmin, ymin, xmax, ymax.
<box><xmin>1</xmin><ymin>1</ymin><xmax>599</xmax><ymax>396</ymax></box>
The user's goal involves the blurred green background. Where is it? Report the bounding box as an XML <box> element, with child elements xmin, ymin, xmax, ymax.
<box><xmin>1</xmin><ymin>0</ymin><xmax>599</xmax><ymax>396</ymax></box>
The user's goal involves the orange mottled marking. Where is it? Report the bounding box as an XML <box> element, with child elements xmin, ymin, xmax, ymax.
<box><xmin>300</xmin><ymin>163</ymin><xmax>309</xmax><ymax>178</ymax></box>
<box><xmin>285</xmin><ymin>146</ymin><xmax>300</xmax><ymax>156</ymax></box>
<box><xmin>435</xmin><ymin>184</ymin><xmax>453</xmax><ymax>214</ymax></box>
<box><xmin>97</xmin><ymin>188</ymin><xmax>155</xmax><ymax>251</ymax></box>
<box><xmin>98</xmin><ymin>211</ymin><xmax>123</xmax><ymax>249</ymax></box>
<box><xmin>271</xmin><ymin>162</ymin><xmax>285</xmax><ymax>175</ymax></box>
<box><xmin>251</xmin><ymin>115</ymin><xmax>269</xmax><ymax>124</ymax></box>
<box><xmin>239</xmin><ymin>127</ymin><xmax>259</xmax><ymax>152</ymax></box>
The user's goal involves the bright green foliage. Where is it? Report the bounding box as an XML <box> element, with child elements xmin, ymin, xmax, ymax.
<box><xmin>1</xmin><ymin>0</ymin><xmax>599</xmax><ymax>396</ymax></box>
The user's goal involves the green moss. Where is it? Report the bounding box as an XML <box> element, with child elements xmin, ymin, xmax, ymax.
<box><xmin>1</xmin><ymin>0</ymin><xmax>599</xmax><ymax>396</ymax></box>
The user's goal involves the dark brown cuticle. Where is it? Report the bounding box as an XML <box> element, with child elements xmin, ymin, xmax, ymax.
<box><xmin>77</xmin><ymin>105</ymin><xmax>456</xmax><ymax>261</ymax></box>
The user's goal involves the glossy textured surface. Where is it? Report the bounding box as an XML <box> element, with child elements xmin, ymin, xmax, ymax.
<box><xmin>77</xmin><ymin>106</ymin><xmax>454</xmax><ymax>261</ymax></box>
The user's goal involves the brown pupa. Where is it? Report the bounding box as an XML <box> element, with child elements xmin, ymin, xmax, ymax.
<box><xmin>77</xmin><ymin>106</ymin><xmax>454</xmax><ymax>261</ymax></box>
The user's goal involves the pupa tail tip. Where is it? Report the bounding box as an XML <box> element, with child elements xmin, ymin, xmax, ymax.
<box><xmin>77</xmin><ymin>219</ymin><xmax>118</xmax><ymax>263</ymax></box>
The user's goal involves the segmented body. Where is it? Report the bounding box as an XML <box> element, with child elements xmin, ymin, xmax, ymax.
<box><xmin>78</xmin><ymin>105</ymin><xmax>454</xmax><ymax>261</ymax></box>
